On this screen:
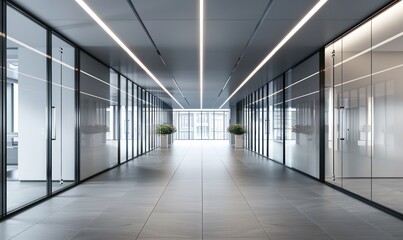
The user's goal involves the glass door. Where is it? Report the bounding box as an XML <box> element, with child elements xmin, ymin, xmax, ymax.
<box><xmin>51</xmin><ymin>35</ymin><xmax>76</xmax><ymax>192</ymax></box>
<box><xmin>330</xmin><ymin>40</ymin><xmax>343</xmax><ymax>187</ymax></box>
<box><xmin>327</xmin><ymin>22</ymin><xmax>372</xmax><ymax>199</ymax></box>
<box><xmin>340</xmin><ymin>22</ymin><xmax>372</xmax><ymax>199</ymax></box>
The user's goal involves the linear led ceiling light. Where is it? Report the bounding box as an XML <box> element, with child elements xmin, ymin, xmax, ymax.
<box><xmin>219</xmin><ymin>0</ymin><xmax>328</xmax><ymax>109</ymax></box>
<box><xmin>75</xmin><ymin>0</ymin><xmax>184</xmax><ymax>108</ymax></box>
<box><xmin>199</xmin><ymin>0</ymin><xmax>204</xmax><ymax>109</ymax></box>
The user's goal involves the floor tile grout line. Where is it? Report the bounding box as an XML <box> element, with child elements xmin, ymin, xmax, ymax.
<box><xmin>279</xmin><ymin>193</ymin><xmax>338</xmax><ymax>240</ymax></box>
<box><xmin>304</xmin><ymin>187</ymin><xmax>399</xmax><ymax>240</ymax></box>
<box><xmin>134</xmin><ymin>146</ymin><xmax>190</xmax><ymax>240</ymax></box>
<box><xmin>242</xmin><ymin>152</ymin><xmax>337</xmax><ymax>240</ymax></box>
<box><xmin>210</xmin><ymin>143</ymin><xmax>271</xmax><ymax>240</ymax></box>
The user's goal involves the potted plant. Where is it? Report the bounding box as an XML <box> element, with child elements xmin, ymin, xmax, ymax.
<box><xmin>227</xmin><ymin>123</ymin><xmax>247</xmax><ymax>149</ymax></box>
<box><xmin>156</xmin><ymin>124</ymin><xmax>177</xmax><ymax>149</ymax></box>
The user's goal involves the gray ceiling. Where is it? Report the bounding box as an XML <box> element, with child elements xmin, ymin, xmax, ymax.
<box><xmin>10</xmin><ymin>0</ymin><xmax>393</xmax><ymax>109</ymax></box>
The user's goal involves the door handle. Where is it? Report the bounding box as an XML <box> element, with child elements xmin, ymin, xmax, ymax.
<box><xmin>51</xmin><ymin>106</ymin><xmax>56</xmax><ymax>140</ymax></box>
<box><xmin>339</xmin><ymin>106</ymin><xmax>345</xmax><ymax>141</ymax></box>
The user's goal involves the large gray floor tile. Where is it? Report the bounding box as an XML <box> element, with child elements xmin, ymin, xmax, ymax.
<box><xmin>203</xmin><ymin>212</ymin><xmax>267</xmax><ymax>238</ymax></box>
<box><xmin>139</xmin><ymin>213</ymin><xmax>202</xmax><ymax>238</ymax></box>
<box><xmin>1</xmin><ymin>141</ymin><xmax>403</xmax><ymax>240</ymax></box>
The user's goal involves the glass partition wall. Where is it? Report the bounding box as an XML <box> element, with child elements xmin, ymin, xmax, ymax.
<box><xmin>325</xmin><ymin>1</ymin><xmax>403</xmax><ymax>214</ymax></box>
<box><xmin>238</xmin><ymin>0</ymin><xmax>403</xmax><ymax>218</ymax></box>
<box><xmin>0</xmin><ymin>3</ymin><xmax>172</xmax><ymax>217</ymax></box>
<box><xmin>173</xmin><ymin>110</ymin><xmax>230</xmax><ymax>140</ymax></box>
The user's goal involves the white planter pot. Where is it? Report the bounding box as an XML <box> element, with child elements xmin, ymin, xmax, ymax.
<box><xmin>235</xmin><ymin>134</ymin><xmax>243</xmax><ymax>149</ymax></box>
<box><xmin>161</xmin><ymin>134</ymin><xmax>169</xmax><ymax>149</ymax></box>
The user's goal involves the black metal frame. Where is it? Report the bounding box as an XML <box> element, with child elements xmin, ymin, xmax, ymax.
<box><xmin>319</xmin><ymin>48</ymin><xmax>325</xmax><ymax>181</ymax></box>
<box><xmin>117</xmin><ymin>74</ymin><xmax>121</xmax><ymax>164</ymax></box>
<box><xmin>74</xmin><ymin>48</ymin><xmax>80</xmax><ymax>182</ymax></box>
<box><xmin>282</xmin><ymin>74</ymin><xmax>286</xmax><ymax>165</ymax></box>
<box><xmin>46</xmin><ymin>28</ymin><xmax>52</xmax><ymax>196</ymax></box>
<box><xmin>0</xmin><ymin>0</ymin><xmax>6</xmax><ymax>218</ymax></box>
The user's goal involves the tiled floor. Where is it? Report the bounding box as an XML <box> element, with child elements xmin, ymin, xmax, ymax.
<box><xmin>1</xmin><ymin>140</ymin><xmax>403</xmax><ymax>239</ymax></box>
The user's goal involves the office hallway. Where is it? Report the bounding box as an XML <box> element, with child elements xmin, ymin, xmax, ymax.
<box><xmin>1</xmin><ymin>141</ymin><xmax>403</xmax><ymax>240</ymax></box>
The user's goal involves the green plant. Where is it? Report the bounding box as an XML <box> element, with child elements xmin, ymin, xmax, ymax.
<box><xmin>156</xmin><ymin>124</ymin><xmax>177</xmax><ymax>135</ymax></box>
<box><xmin>227</xmin><ymin>124</ymin><xmax>247</xmax><ymax>135</ymax></box>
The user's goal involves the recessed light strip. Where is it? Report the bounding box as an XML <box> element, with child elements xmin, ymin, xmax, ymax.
<box><xmin>219</xmin><ymin>0</ymin><xmax>328</xmax><ymax>109</ymax></box>
<box><xmin>200</xmin><ymin>0</ymin><xmax>204</xmax><ymax>109</ymax></box>
<box><xmin>75</xmin><ymin>0</ymin><xmax>184</xmax><ymax>109</ymax></box>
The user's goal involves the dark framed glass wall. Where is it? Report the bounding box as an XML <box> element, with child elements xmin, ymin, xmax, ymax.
<box><xmin>0</xmin><ymin>1</ymin><xmax>173</xmax><ymax>219</ymax></box>
<box><xmin>239</xmin><ymin>58</ymin><xmax>320</xmax><ymax>169</ymax></box>
<box><xmin>236</xmin><ymin>0</ymin><xmax>403</xmax><ymax>219</ymax></box>
<box><xmin>324</xmin><ymin>0</ymin><xmax>403</xmax><ymax>215</ymax></box>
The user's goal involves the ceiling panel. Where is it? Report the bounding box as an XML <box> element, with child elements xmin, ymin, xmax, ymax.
<box><xmin>10</xmin><ymin>0</ymin><xmax>395</xmax><ymax>109</ymax></box>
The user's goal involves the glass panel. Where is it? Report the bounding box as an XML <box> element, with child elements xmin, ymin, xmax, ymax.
<box><xmin>190</xmin><ymin>112</ymin><xmax>195</xmax><ymax>139</ymax></box>
<box><xmin>6</xmin><ymin>6</ymin><xmax>47</xmax><ymax>211</ymax></box>
<box><xmin>133</xmin><ymin>86</ymin><xmax>138</xmax><ymax>155</ymax></box>
<box><xmin>372</xmin><ymin>1</ymin><xmax>403</xmax><ymax>212</ymax></box>
<box><xmin>194</xmin><ymin>112</ymin><xmax>202</xmax><ymax>140</ymax></box>
<box><xmin>145</xmin><ymin>92</ymin><xmax>150</xmax><ymax>152</ymax></box>
<box><xmin>259</xmin><ymin>88</ymin><xmax>264</xmax><ymax>155</ymax></box>
<box><xmin>51</xmin><ymin>35</ymin><xmax>76</xmax><ymax>192</ymax></box>
<box><xmin>341</xmin><ymin>21</ymin><xmax>372</xmax><ymax>199</ymax></box>
<box><xmin>326</xmin><ymin>40</ymin><xmax>343</xmax><ymax>187</ymax></box>
<box><xmin>262</xmin><ymin>85</ymin><xmax>269</xmax><ymax>157</ymax></box>
<box><xmin>127</xmin><ymin>82</ymin><xmax>133</xmax><ymax>159</ymax></box>
<box><xmin>284</xmin><ymin>54</ymin><xmax>320</xmax><ymax>178</ymax></box>
<box><xmin>214</xmin><ymin>112</ymin><xmax>224</xmax><ymax>139</ymax></box>
<box><xmin>120</xmin><ymin>76</ymin><xmax>127</xmax><ymax>163</ymax></box>
<box><xmin>201</xmin><ymin>112</ymin><xmax>208</xmax><ymax>139</ymax></box>
<box><xmin>251</xmin><ymin>92</ymin><xmax>256</xmax><ymax>152</ymax></box>
<box><xmin>142</xmin><ymin>90</ymin><xmax>146</xmax><ymax>154</ymax></box>
<box><xmin>269</xmin><ymin>77</ymin><xmax>284</xmax><ymax>163</ymax></box>
<box><xmin>224</xmin><ymin>111</ymin><xmax>229</xmax><ymax>140</ymax></box>
<box><xmin>208</xmin><ymin>112</ymin><xmax>214</xmax><ymax>139</ymax></box>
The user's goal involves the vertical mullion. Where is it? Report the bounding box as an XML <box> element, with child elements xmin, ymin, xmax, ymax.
<box><xmin>1</xmin><ymin>0</ymin><xmax>7</xmax><ymax>217</ymax></box>
<box><xmin>46</xmin><ymin>30</ymin><xmax>52</xmax><ymax>196</ymax></box>
<box><xmin>125</xmin><ymin>78</ymin><xmax>128</xmax><ymax>161</ymax></box>
<box><xmin>213</xmin><ymin>111</ymin><xmax>215</xmax><ymax>140</ymax></box>
<box><xmin>153</xmin><ymin>96</ymin><xmax>155</xmax><ymax>149</ymax></box>
<box><xmin>266</xmin><ymin>83</ymin><xmax>269</xmax><ymax>157</ymax></box>
<box><xmin>131</xmin><ymin>82</ymin><xmax>134</xmax><ymax>158</ymax></box>
<box><xmin>222</xmin><ymin>112</ymin><xmax>226</xmax><ymax>140</ymax></box>
<box><xmin>257</xmin><ymin>89</ymin><xmax>260</xmax><ymax>154</ymax></box>
<box><xmin>117</xmin><ymin>75</ymin><xmax>121</xmax><ymax>163</ymax></box>
<box><xmin>148</xmin><ymin>93</ymin><xmax>151</xmax><ymax>151</ymax></box>
<box><xmin>188</xmin><ymin>111</ymin><xmax>190</xmax><ymax>140</ymax></box>
<box><xmin>319</xmin><ymin>48</ymin><xmax>325</xmax><ymax>181</ymax></box>
<box><xmin>75</xmin><ymin>48</ymin><xmax>80</xmax><ymax>181</ymax></box>
<box><xmin>201</xmin><ymin>111</ymin><xmax>203</xmax><ymax>140</ymax></box>
<box><xmin>254</xmin><ymin>91</ymin><xmax>257</xmax><ymax>153</ymax></box>
<box><xmin>137</xmin><ymin>86</ymin><xmax>140</xmax><ymax>156</ymax></box>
